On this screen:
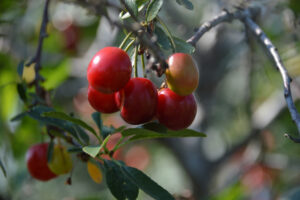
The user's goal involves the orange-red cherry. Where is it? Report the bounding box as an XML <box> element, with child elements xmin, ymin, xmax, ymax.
<box><xmin>116</xmin><ymin>78</ymin><xmax>158</xmax><ymax>125</ymax></box>
<box><xmin>166</xmin><ymin>53</ymin><xmax>199</xmax><ymax>96</ymax></box>
<box><xmin>87</xmin><ymin>47</ymin><xmax>132</xmax><ymax>93</ymax></box>
<box><xmin>88</xmin><ymin>86</ymin><xmax>119</xmax><ymax>113</ymax></box>
<box><xmin>157</xmin><ymin>88</ymin><xmax>197</xmax><ymax>130</ymax></box>
<box><xmin>26</xmin><ymin>143</ymin><xmax>57</xmax><ymax>181</ymax></box>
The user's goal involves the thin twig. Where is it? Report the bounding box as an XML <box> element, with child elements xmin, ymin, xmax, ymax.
<box><xmin>27</xmin><ymin>0</ymin><xmax>51</xmax><ymax>105</ymax></box>
<box><xmin>187</xmin><ymin>7</ymin><xmax>260</xmax><ymax>46</ymax></box>
<box><xmin>243</xmin><ymin>17</ymin><xmax>300</xmax><ymax>135</ymax></box>
<box><xmin>187</xmin><ymin>7</ymin><xmax>300</xmax><ymax>141</ymax></box>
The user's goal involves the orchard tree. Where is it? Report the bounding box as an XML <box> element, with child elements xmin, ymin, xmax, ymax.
<box><xmin>0</xmin><ymin>0</ymin><xmax>300</xmax><ymax>200</ymax></box>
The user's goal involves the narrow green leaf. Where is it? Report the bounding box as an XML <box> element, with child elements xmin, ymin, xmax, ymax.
<box><xmin>47</xmin><ymin>139</ymin><xmax>54</xmax><ymax>163</ymax></box>
<box><xmin>156</xmin><ymin>17</ymin><xmax>176</xmax><ymax>52</ymax></box>
<box><xmin>122</xmin><ymin>122</ymin><xmax>206</xmax><ymax>141</ymax></box>
<box><xmin>17</xmin><ymin>61</ymin><xmax>24</xmax><ymax>78</ymax></box>
<box><xmin>175</xmin><ymin>0</ymin><xmax>194</xmax><ymax>10</ymax></box>
<box><xmin>0</xmin><ymin>159</ymin><xmax>6</xmax><ymax>178</ymax></box>
<box><xmin>120</xmin><ymin>0</ymin><xmax>149</xmax><ymax>19</ymax></box>
<box><xmin>155</xmin><ymin>26</ymin><xmax>172</xmax><ymax>50</ymax></box>
<box><xmin>74</xmin><ymin>126</ymin><xmax>90</xmax><ymax>144</ymax></box>
<box><xmin>146</xmin><ymin>0</ymin><xmax>163</xmax><ymax>22</ymax></box>
<box><xmin>102</xmin><ymin>125</ymin><xmax>126</xmax><ymax>139</ymax></box>
<box><xmin>104</xmin><ymin>160</ymin><xmax>139</xmax><ymax>200</ymax></box>
<box><xmin>174</xmin><ymin>37</ymin><xmax>195</xmax><ymax>54</ymax></box>
<box><xmin>137</xmin><ymin>0</ymin><xmax>149</xmax><ymax>6</ymax></box>
<box><xmin>82</xmin><ymin>135</ymin><xmax>110</xmax><ymax>158</ymax></box>
<box><xmin>17</xmin><ymin>83</ymin><xmax>27</xmax><ymax>103</ymax></box>
<box><xmin>67</xmin><ymin>147</ymin><xmax>83</xmax><ymax>153</ymax></box>
<box><xmin>43</xmin><ymin>111</ymin><xmax>97</xmax><ymax>136</ymax></box>
<box><xmin>27</xmin><ymin>106</ymin><xmax>81</xmax><ymax>143</ymax></box>
<box><xmin>121</xmin><ymin>165</ymin><xmax>174</xmax><ymax>200</ymax></box>
<box><xmin>125</xmin><ymin>0</ymin><xmax>138</xmax><ymax>17</ymax></box>
<box><xmin>92</xmin><ymin>112</ymin><xmax>103</xmax><ymax>131</ymax></box>
<box><xmin>10</xmin><ymin>111</ymin><xmax>27</xmax><ymax>121</ymax></box>
<box><xmin>82</xmin><ymin>145</ymin><xmax>102</xmax><ymax>158</ymax></box>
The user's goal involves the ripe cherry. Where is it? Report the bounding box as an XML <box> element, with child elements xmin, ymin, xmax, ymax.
<box><xmin>166</xmin><ymin>53</ymin><xmax>199</xmax><ymax>96</ymax></box>
<box><xmin>87</xmin><ymin>47</ymin><xmax>132</xmax><ymax>94</ymax></box>
<box><xmin>88</xmin><ymin>86</ymin><xmax>119</xmax><ymax>113</ymax></box>
<box><xmin>116</xmin><ymin>78</ymin><xmax>158</xmax><ymax>125</ymax></box>
<box><xmin>26</xmin><ymin>143</ymin><xmax>57</xmax><ymax>181</ymax></box>
<box><xmin>157</xmin><ymin>88</ymin><xmax>197</xmax><ymax>130</ymax></box>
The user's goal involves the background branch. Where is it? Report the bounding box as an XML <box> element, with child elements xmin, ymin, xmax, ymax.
<box><xmin>187</xmin><ymin>6</ymin><xmax>300</xmax><ymax>141</ymax></box>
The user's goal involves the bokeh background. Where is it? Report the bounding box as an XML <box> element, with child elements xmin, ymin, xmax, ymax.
<box><xmin>1</xmin><ymin>0</ymin><xmax>300</xmax><ymax>199</ymax></box>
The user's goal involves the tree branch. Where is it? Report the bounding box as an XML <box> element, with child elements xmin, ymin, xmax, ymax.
<box><xmin>27</xmin><ymin>0</ymin><xmax>51</xmax><ymax>105</ymax></box>
<box><xmin>243</xmin><ymin>17</ymin><xmax>300</xmax><ymax>140</ymax></box>
<box><xmin>188</xmin><ymin>7</ymin><xmax>300</xmax><ymax>142</ymax></box>
<box><xmin>187</xmin><ymin>7</ymin><xmax>259</xmax><ymax>46</ymax></box>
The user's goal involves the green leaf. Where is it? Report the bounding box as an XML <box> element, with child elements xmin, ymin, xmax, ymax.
<box><xmin>47</xmin><ymin>139</ymin><xmax>54</xmax><ymax>163</ymax></box>
<box><xmin>104</xmin><ymin>160</ymin><xmax>139</xmax><ymax>200</ymax></box>
<box><xmin>91</xmin><ymin>112</ymin><xmax>125</xmax><ymax>139</ymax></box>
<box><xmin>92</xmin><ymin>112</ymin><xmax>103</xmax><ymax>131</ymax></box>
<box><xmin>0</xmin><ymin>159</ymin><xmax>6</xmax><ymax>178</ymax></box>
<box><xmin>174</xmin><ymin>37</ymin><xmax>195</xmax><ymax>54</ymax></box>
<box><xmin>103</xmin><ymin>125</ymin><xmax>127</xmax><ymax>139</ymax></box>
<box><xmin>82</xmin><ymin>145</ymin><xmax>102</xmax><ymax>158</ymax></box>
<box><xmin>122</xmin><ymin>122</ymin><xmax>206</xmax><ymax>141</ymax></box>
<box><xmin>10</xmin><ymin>111</ymin><xmax>27</xmax><ymax>121</ymax></box>
<box><xmin>121</xmin><ymin>164</ymin><xmax>174</xmax><ymax>200</ymax></box>
<box><xmin>175</xmin><ymin>0</ymin><xmax>194</xmax><ymax>10</ymax></box>
<box><xmin>125</xmin><ymin>0</ymin><xmax>138</xmax><ymax>17</ymax></box>
<box><xmin>17</xmin><ymin>83</ymin><xmax>27</xmax><ymax>103</ymax></box>
<box><xmin>146</xmin><ymin>0</ymin><xmax>163</xmax><ymax>22</ymax></box>
<box><xmin>17</xmin><ymin>61</ymin><xmax>24</xmax><ymax>77</ymax></box>
<box><xmin>82</xmin><ymin>135</ymin><xmax>110</xmax><ymax>157</ymax></box>
<box><xmin>156</xmin><ymin>17</ymin><xmax>176</xmax><ymax>52</ymax></box>
<box><xmin>74</xmin><ymin>126</ymin><xmax>90</xmax><ymax>144</ymax></box>
<box><xmin>43</xmin><ymin>111</ymin><xmax>97</xmax><ymax>136</ymax></box>
<box><xmin>155</xmin><ymin>26</ymin><xmax>172</xmax><ymax>50</ymax></box>
<box><xmin>120</xmin><ymin>0</ymin><xmax>149</xmax><ymax>19</ymax></box>
<box><xmin>67</xmin><ymin>147</ymin><xmax>83</xmax><ymax>153</ymax></box>
<box><xmin>27</xmin><ymin>106</ymin><xmax>81</xmax><ymax>143</ymax></box>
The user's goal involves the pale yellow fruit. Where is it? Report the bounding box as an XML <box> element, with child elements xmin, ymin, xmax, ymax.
<box><xmin>22</xmin><ymin>63</ymin><xmax>36</xmax><ymax>84</ymax></box>
<box><xmin>48</xmin><ymin>145</ymin><xmax>73</xmax><ymax>175</ymax></box>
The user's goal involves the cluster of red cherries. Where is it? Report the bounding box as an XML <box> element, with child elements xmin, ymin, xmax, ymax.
<box><xmin>87</xmin><ymin>47</ymin><xmax>198</xmax><ymax>130</ymax></box>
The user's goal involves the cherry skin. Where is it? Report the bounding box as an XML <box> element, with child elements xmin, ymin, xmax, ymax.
<box><xmin>88</xmin><ymin>86</ymin><xmax>119</xmax><ymax>113</ymax></box>
<box><xmin>166</xmin><ymin>53</ymin><xmax>199</xmax><ymax>96</ymax></box>
<box><xmin>87</xmin><ymin>47</ymin><xmax>132</xmax><ymax>93</ymax></box>
<box><xmin>157</xmin><ymin>88</ymin><xmax>197</xmax><ymax>130</ymax></box>
<box><xmin>26</xmin><ymin>143</ymin><xmax>57</xmax><ymax>181</ymax></box>
<box><xmin>116</xmin><ymin>78</ymin><xmax>158</xmax><ymax>125</ymax></box>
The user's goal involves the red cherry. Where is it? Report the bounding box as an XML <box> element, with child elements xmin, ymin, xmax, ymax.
<box><xmin>87</xmin><ymin>47</ymin><xmax>132</xmax><ymax>93</ymax></box>
<box><xmin>26</xmin><ymin>143</ymin><xmax>57</xmax><ymax>181</ymax></box>
<box><xmin>88</xmin><ymin>86</ymin><xmax>119</xmax><ymax>113</ymax></box>
<box><xmin>157</xmin><ymin>88</ymin><xmax>196</xmax><ymax>130</ymax></box>
<box><xmin>116</xmin><ymin>78</ymin><xmax>158</xmax><ymax>125</ymax></box>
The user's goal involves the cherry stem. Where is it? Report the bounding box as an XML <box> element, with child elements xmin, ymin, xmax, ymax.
<box><xmin>112</xmin><ymin>136</ymin><xmax>125</xmax><ymax>152</ymax></box>
<box><xmin>141</xmin><ymin>52</ymin><xmax>146</xmax><ymax>78</ymax></box>
<box><xmin>124</xmin><ymin>39</ymin><xmax>135</xmax><ymax>52</ymax></box>
<box><xmin>134</xmin><ymin>45</ymin><xmax>138</xmax><ymax>78</ymax></box>
<box><xmin>119</xmin><ymin>32</ymin><xmax>133</xmax><ymax>49</ymax></box>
